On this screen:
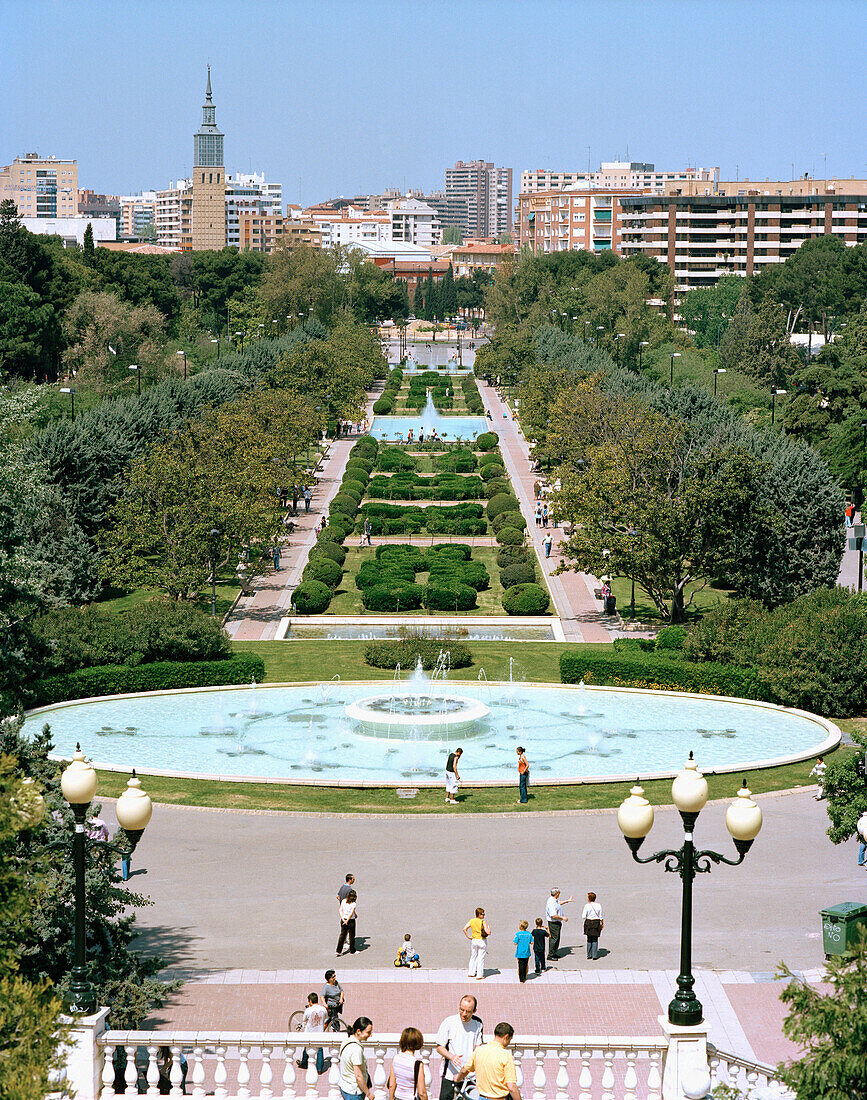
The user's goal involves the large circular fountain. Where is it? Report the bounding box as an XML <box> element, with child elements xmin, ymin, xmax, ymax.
<box><xmin>20</xmin><ymin>660</ymin><xmax>839</xmax><ymax>786</ymax></box>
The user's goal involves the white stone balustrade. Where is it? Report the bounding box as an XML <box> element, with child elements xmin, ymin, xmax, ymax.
<box><xmin>708</xmin><ymin>1048</ymin><xmax>795</xmax><ymax>1100</ymax></box>
<box><xmin>95</xmin><ymin>1033</ymin><xmax>672</xmax><ymax>1100</ymax></box>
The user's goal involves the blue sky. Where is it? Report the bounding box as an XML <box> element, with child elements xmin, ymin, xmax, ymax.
<box><xmin>2</xmin><ymin>0</ymin><xmax>865</xmax><ymax>204</ymax></box>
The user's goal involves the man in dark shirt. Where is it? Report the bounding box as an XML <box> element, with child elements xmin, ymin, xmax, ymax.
<box><xmin>337</xmin><ymin>874</ymin><xmax>355</xmax><ymax>904</ymax></box>
<box><xmin>446</xmin><ymin>747</ymin><xmax>463</xmax><ymax>805</ymax></box>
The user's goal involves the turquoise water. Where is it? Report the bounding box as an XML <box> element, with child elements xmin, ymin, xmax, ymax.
<box><xmin>370</xmin><ymin>416</ymin><xmax>489</xmax><ymax>442</ymax></box>
<box><xmin>23</xmin><ymin>682</ymin><xmax>833</xmax><ymax>784</ymax></box>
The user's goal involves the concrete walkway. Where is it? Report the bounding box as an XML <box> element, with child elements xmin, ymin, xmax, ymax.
<box><xmin>478</xmin><ymin>381</ymin><xmax>612</xmax><ymax>643</ymax></box>
<box><xmin>128</xmin><ymin>789</ymin><xmax>858</xmax><ymax>1063</ymax></box>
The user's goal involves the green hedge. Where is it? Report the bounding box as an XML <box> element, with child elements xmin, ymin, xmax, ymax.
<box><xmin>27</xmin><ymin>653</ymin><xmax>266</xmax><ymax>709</ymax></box>
<box><xmin>436</xmin><ymin>448</ymin><xmax>477</xmax><ymax>472</ymax></box>
<box><xmin>309</xmin><ymin>541</ymin><xmax>347</xmax><ymax>567</ymax></box>
<box><xmin>377</xmin><ymin>448</ymin><xmax>418</xmax><ymax>472</ymax></box>
<box><xmin>424</xmin><ymin>581</ymin><xmax>478</xmax><ymax>611</ymax></box>
<box><xmin>502</xmin><ymin>583</ymin><xmax>550</xmax><ymax>615</ymax></box>
<box><xmin>496</xmin><ymin>526</ymin><xmax>524</xmax><ymax>547</ymax></box>
<box><xmin>476</xmin><ymin>431</ymin><xmax>499</xmax><ymax>451</ymax></box>
<box><xmin>491</xmin><ymin>510</ymin><xmax>526</xmax><ymax>533</ymax></box>
<box><xmin>362</xmin><ymin>582</ymin><xmax>425</xmax><ymax>612</ymax></box>
<box><xmin>559</xmin><ymin>651</ymin><xmax>763</xmax><ymax>698</ymax></box>
<box><xmin>365</xmin><ymin>637</ymin><xmax>474</xmax><ymax>669</ymax></box>
<box><xmin>500</xmin><ymin>562</ymin><xmax>537</xmax><ymax>589</ymax></box>
<box><xmin>302</xmin><ymin>556</ymin><xmax>343</xmax><ymax>589</ymax></box>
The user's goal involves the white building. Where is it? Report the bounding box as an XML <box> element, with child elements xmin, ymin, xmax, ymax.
<box><xmin>349</xmin><ymin>239</ymin><xmax>433</xmax><ymax>264</ymax></box>
<box><xmin>387</xmin><ymin>197</ymin><xmax>441</xmax><ymax>248</ymax></box>
<box><xmin>305</xmin><ymin>205</ymin><xmax>391</xmax><ymax>247</ymax></box>
<box><xmin>20</xmin><ymin>215</ymin><xmax>116</xmax><ymax>247</ymax></box>
<box><xmin>119</xmin><ymin>191</ymin><xmax>157</xmax><ymax>238</ymax></box>
<box><xmin>520</xmin><ymin>162</ymin><xmax>719</xmax><ymax>194</ymax></box>
<box><xmin>225</xmin><ymin>172</ymin><xmax>282</xmax><ymax>248</ymax></box>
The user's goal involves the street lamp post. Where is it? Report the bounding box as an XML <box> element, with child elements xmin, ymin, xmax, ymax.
<box><xmin>210</xmin><ymin>337</ymin><xmax>220</xmax><ymax>360</ymax></box>
<box><xmin>60</xmin><ymin>748</ymin><xmax>153</xmax><ymax>1015</ymax></box>
<box><xmin>616</xmin><ymin>333</ymin><xmax>626</xmax><ymax>365</ymax></box>
<box><xmin>596</xmin><ymin>325</ymin><xmax>605</xmax><ymax>346</ymax></box>
<box><xmin>60</xmin><ymin>386</ymin><xmax>75</xmax><ymax>420</ymax></box>
<box><xmin>617</xmin><ymin>754</ymin><xmax>762</xmax><ymax>1025</ymax></box>
<box><xmin>235</xmin><ymin>330</ymin><xmax>244</xmax><ymax>351</ymax></box>
<box><xmin>176</xmin><ymin>349</ymin><xmax>187</xmax><ymax>379</ymax></box>
<box><xmin>584</xmin><ymin>320</ymin><xmax>591</xmax><ymax>343</ymax></box>
<box><xmin>670</xmin><ymin>352</ymin><xmax>681</xmax><ymax>387</ymax></box>
<box><xmin>771</xmin><ymin>387</ymin><xmax>787</xmax><ymax>426</ymax></box>
<box><xmin>128</xmin><ymin>364</ymin><xmax>140</xmax><ymax>395</ymax></box>
<box><xmin>208</xmin><ymin>528</ymin><xmax>221</xmax><ymax>618</ymax></box>
<box><xmin>713</xmin><ymin>368</ymin><xmax>726</xmax><ymax>397</ymax></box>
<box><xmin>638</xmin><ymin>341</ymin><xmax>649</xmax><ymax>371</ymax></box>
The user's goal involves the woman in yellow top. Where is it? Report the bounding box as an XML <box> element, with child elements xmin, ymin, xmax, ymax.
<box><xmin>463</xmin><ymin>907</ymin><xmax>491</xmax><ymax>980</ymax></box>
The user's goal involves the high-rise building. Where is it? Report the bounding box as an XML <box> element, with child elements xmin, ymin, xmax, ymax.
<box><xmin>120</xmin><ymin>192</ymin><xmax>158</xmax><ymax>239</ymax></box>
<box><xmin>190</xmin><ymin>67</ymin><xmax>226</xmax><ymax>250</ymax></box>
<box><xmin>387</xmin><ymin>197</ymin><xmax>441</xmax><ymax>248</ymax></box>
<box><xmin>0</xmin><ymin>153</ymin><xmax>78</xmax><ymax>218</ymax></box>
<box><xmin>444</xmin><ymin>161</ymin><xmax>512</xmax><ymax>238</ymax></box>
<box><xmin>519</xmin><ymin>162</ymin><xmax>718</xmax><ymax>195</ymax></box>
<box><xmin>226</xmin><ymin>172</ymin><xmax>282</xmax><ymax>249</ymax></box>
<box><xmin>515</xmin><ymin>187</ymin><xmax>652</xmax><ymax>255</ymax></box>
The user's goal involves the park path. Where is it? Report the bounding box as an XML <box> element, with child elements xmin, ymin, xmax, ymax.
<box><xmin>478</xmin><ymin>380</ymin><xmax>612</xmax><ymax>643</ymax></box>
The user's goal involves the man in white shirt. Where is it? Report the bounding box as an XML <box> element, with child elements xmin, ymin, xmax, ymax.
<box><xmin>297</xmin><ymin>992</ymin><xmax>328</xmax><ymax>1074</ymax></box>
<box><xmin>545</xmin><ymin>888</ymin><xmax>573</xmax><ymax>961</ymax></box>
<box><xmin>436</xmin><ymin>994</ymin><xmax>484</xmax><ymax>1100</ymax></box>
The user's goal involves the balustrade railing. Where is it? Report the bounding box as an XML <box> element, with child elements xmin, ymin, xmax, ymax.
<box><xmin>708</xmin><ymin>1047</ymin><xmax>794</xmax><ymax>1100</ymax></box>
<box><xmin>98</xmin><ymin>1032</ymin><xmax>669</xmax><ymax>1100</ymax></box>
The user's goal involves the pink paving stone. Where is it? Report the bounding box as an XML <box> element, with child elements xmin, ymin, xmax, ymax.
<box><xmin>145</xmin><ymin>979</ymin><xmax>665</xmax><ymax>1036</ymax></box>
<box><xmin>723</xmin><ymin>982</ymin><xmax>822</xmax><ymax>1065</ymax></box>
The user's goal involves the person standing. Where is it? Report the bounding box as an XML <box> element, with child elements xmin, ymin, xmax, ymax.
<box><xmin>542</xmin><ymin>502</ymin><xmax>549</xmax><ymax>528</ymax></box>
<box><xmin>530</xmin><ymin>919</ymin><xmax>549</xmax><ymax>974</ymax></box>
<box><xmin>303</xmin><ymin>486</ymin><xmax>311</xmax><ymax>513</ymax></box>
<box><xmin>516</xmin><ymin>747</ymin><xmax>529</xmax><ymax>804</ymax></box>
<box><xmin>338</xmin><ymin>1018</ymin><xmax>375</xmax><ymax>1100</ymax></box>
<box><xmin>322</xmin><ymin>970</ymin><xmax>345</xmax><ymax>1029</ymax></box>
<box><xmin>338</xmin><ymin>874</ymin><xmax>356</xmax><ymax>904</ymax></box>
<box><xmin>336</xmin><ymin>890</ymin><xmax>358</xmax><ymax>955</ymax></box>
<box><xmin>810</xmin><ymin>757</ymin><xmax>826</xmax><ymax>800</ymax></box>
<box><xmin>363</xmin><ymin>518</ymin><xmax>372</xmax><ymax>546</ymax></box>
<box><xmin>581</xmin><ymin>892</ymin><xmax>604</xmax><ymax>960</ymax></box>
<box><xmin>455</xmin><ymin>1022</ymin><xmax>521</xmax><ymax>1100</ymax></box>
<box><xmin>542</xmin><ymin>532</ymin><xmax>553</xmax><ymax>559</ymax></box>
<box><xmin>446</xmin><ymin>747</ymin><xmax>462</xmax><ymax>804</ymax></box>
<box><xmin>387</xmin><ymin>1027</ymin><xmax>428</xmax><ymax>1100</ymax></box>
<box><xmin>292</xmin><ymin>485</ymin><xmax>300</xmax><ymax>514</ymax></box>
<box><xmin>435</xmin><ymin>995</ymin><xmax>484</xmax><ymax>1100</ymax></box>
<box><xmin>545</xmin><ymin>888</ymin><xmax>573</xmax><ymax>960</ymax></box>
<box><xmin>463</xmin><ymin>907</ymin><xmax>490</xmax><ymax>980</ymax></box>
<box><xmin>513</xmin><ymin>922</ymin><xmax>532</xmax><ymax>983</ymax></box>
<box><xmin>296</xmin><ymin>993</ymin><xmax>328</xmax><ymax>1074</ymax></box>
<box><xmin>535</xmin><ymin>501</ymin><xmax>542</xmax><ymax>527</ymax></box>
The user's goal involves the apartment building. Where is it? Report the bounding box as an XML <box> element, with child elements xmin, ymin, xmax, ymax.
<box><xmin>519</xmin><ymin>162</ymin><xmax>718</xmax><ymax>194</ymax></box>
<box><xmin>451</xmin><ymin>240</ymin><xmax>516</xmax><ymax>277</ymax></box>
<box><xmin>226</xmin><ymin>172</ymin><xmax>282</xmax><ymax>249</ymax></box>
<box><xmin>237</xmin><ymin>210</ymin><xmax>284</xmax><ymax>253</ymax></box>
<box><xmin>0</xmin><ymin>153</ymin><xmax>78</xmax><ymax>218</ymax></box>
<box><xmin>304</xmin><ymin>204</ymin><xmax>391</xmax><ymax>247</ymax></box>
<box><xmin>284</xmin><ymin>206</ymin><xmax>325</xmax><ymax>250</ymax></box>
<box><xmin>387</xmin><ymin>197</ymin><xmax>441</xmax><ymax>248</ymax></box>
<box><xmin>515</xmin><ymin>188</ymin><xmax>648</xmax><ymax>254</ymax></box>
<box><xmin>78</xmin><ymin>190</ymin><xmax>122</xmax><ymax>236</ymax></box>
<box><xmin>444</xmin><ymin>161</ymin><xmax>512</xmax><ymax>237</ymax></box>
<box><xmin>619</xmin><ymin>178</ymin><xmax>867</xmax><ymax>298</ymax></box>
<box><xmin>155</xmin><ymin>183</ymin><xmax>191</xmax><ymax>250</ymax></box>
<box><xmin>120</xmin><ymin>192</ymin><xmax>157</xmax><ymax>239</ymax></box>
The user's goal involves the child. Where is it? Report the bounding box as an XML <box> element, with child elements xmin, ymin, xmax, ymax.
<box><xmin>395</xmin><ymin>933</ymin><xmax>421</xmax><ymax>968</ymax></box>
<box><xmin>513</xmin><ymin>920</ymin><xmax>532</xmax><ymax>983</ymax></box>
<box><xmin>531</xmin><ymin>918</ymin><xmax>549</xmax><ymax>974</ymax></box>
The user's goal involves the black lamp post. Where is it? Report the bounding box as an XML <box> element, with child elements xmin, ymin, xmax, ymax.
<box><xmin>176</xmin><ymin>349</ymin><xmax>187</xmax><ymax>379</ymax></box>
<box><xmin>670</xmin><ymin>352</ymin><xmax>681</xmax><ymax>387</ymax></box>
<box><xmin>771</xmin><ymin>387</ymin><xmax>787</xmax><ymax>426</ymax></box>
<box><xmin>208</xmin><ymin>527</ymin><xmax>221</xmax><ymax>618</ymax></box>
<box><xmin>584</xmin><ymin>320</ymin><xmax>591</xmax><ymax>343</ymax></box>
<box><xmin>210</xmin><ymin>337</ymin><xmax>220</xmax><ymax>360</ymax></box>
<box><xmin>617</xmin><ymin>754</ymin><xmax>762</xmax><ymax>1026</ymax></box>
<box><xmin>638</xmin><ymin>341</ymin><xmax>649</xmax><ymax>371</ymax></box>
<box><xmin>60</xmin><ymin>386</ymin><xmax>75</xmax><ymax>421</ymax></box>
<box><xmin>713</xmin><ymin>368</ymin><xmax>726</xmax><ymax>397</ymax></box>
<box><xmin>128</xmin><ymin>364</ymin><xmax>140</xmax><ymax>396</ymax></box>
<box><xmin>60</xmin><ymin>748</ymin><xmax>152</xmax><ymax>1015</ymax></box>
<box><xmin>596</xmin><ymin>325</ymin><xmax>604</xmax><ymax>346</ymax></box>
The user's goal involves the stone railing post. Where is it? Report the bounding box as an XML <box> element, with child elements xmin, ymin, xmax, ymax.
<box><xmin>660</xmin><ymin>1016</ymin><xmax>710</xmax><ymax>1100</ymax></box>
<box><xmin>63</xmin><ymin>1007</ymin><xmax>110</xmax><ymax>1100</ymax></box>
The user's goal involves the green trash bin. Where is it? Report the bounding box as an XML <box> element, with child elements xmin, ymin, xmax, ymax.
<box><xmin>820</xmin><ymin>902</ymin><xmax>867</xmax><ymax>956</ymax></box>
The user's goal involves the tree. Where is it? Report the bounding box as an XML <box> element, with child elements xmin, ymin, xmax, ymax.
<box><xmin>259</xmin><ymin>243</ymin><xmax>343</xmax><ymax>327</ymax></box>
<box><xmin>775</xmin><ymin>931</ymin><xmax>867</xmax><ymax>1100</ymax></box>
<box><xmin>82</xmin><ymin>222</ymin><xmax>95</xmax><ymax>267</ymax></box>
<box><xmin>62</xmin><ymin>289</ymin><xmax>167</xmax><ymax>387</ymax></box>
<box><xmin>441</xmin><ymin>224</ymin><xmax>462</xmax><ymax>245</ymax></box>
<box><xmin>440</xmin><ymin>263</ymin><xmax>458</xmax><ymax>317</ymax></box>
<box><xmin>823</xmin><ymin>727</ymin><xmax>867</xmax><ymax>845</ymax></box>
<box><xmin>0</xmin><ymin>280</ymin><xmax>56</xmax><ymax>379</ymax></box>
<box><xmin>550</xmin><ymin>383</ymin><xmax>772</xmax><ymax>621</ymax></box>
<box><xmin>679</xmin><ymin>275</ymin><xmax>744</xmax><ymax>349</ymax></box>
<box><xmin>101</xmin><ymin>389</ymin><xmax>319</xmax><ymax>599</ymax></box>
<box><xmin>0</xmin><ymin>751</ymin><xmax>67</xmax><ymax>1100</ymax></box>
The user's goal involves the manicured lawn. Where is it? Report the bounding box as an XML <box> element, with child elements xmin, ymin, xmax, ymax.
<box><xmin>607</xmin><ymin>575</ymin><xmax>733</xmax><ymax>624</ymax></box>
<box><xmin>93</xmin><ymin>579</ymin><xmax>240</xmax><ymax>619</ymax></box>
<box><xmin>94</xmin><ymin>745</ymin><xmax>852</xmax><ymax>815</ymax></box>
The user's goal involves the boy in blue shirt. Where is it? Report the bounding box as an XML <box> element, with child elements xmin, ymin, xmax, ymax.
<box><xmin>513</xmin><ymin>921</ymin><xmax>533</xmax><ymax>983</ymax></box>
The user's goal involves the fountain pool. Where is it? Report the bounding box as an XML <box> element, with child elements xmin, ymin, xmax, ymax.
<box><xmin>370</xmin><ymin>392</ymin><xmax>488</xmax><ymax>443</ymax></box>
<box><xmin>22</xmin><ymin>673</ymin><xmax>838</xmax><ymax>786</ymax></box>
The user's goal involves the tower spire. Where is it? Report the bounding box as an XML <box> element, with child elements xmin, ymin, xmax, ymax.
<box><xmin>205</xmin><ymin>65</ymin><xmax>212</xmax><ymax>102</ymax></box>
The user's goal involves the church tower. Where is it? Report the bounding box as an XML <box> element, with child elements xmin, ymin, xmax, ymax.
<box><xmin>190</xmin><ymin>66</ymin><xmax>226</xmax><ymax>250</ymax></box>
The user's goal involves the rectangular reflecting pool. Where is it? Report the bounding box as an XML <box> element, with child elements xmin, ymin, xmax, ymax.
<box><xmin>284</xmin><ymin>624</ymin><xmax>557</xmax><ymax>641</ymax></box>
<box><xmin>370</xmin><ymin>415</ymin><xmax>489</xmax><ymax>442</ymax></box>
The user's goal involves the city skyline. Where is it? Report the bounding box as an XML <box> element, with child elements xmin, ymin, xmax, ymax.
<box><xmin>3</xmin><ymin>0</ymin><xmax>866</xmax><ymax>205</ymax></box>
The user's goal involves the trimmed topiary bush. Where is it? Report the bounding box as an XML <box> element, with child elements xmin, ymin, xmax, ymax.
<box><xmin>362</xmin><ymin>582</ymin><xmax>425</xmax><ymax>612</ymax></box>
<box><xmin>424</xmin><ymin>581</ymin><xmax>478</xmax><ymax>611</ymax></box>
<box><xmin>344</xmin><ymin>464</ymin><xmax>371</xmax><ymax>484</ymax></box>
<box><xmin>484</xmin><ymin>479</ymin><xmax>511</xmax><ymax>499</ymax></box>
<box><xmin>500</xmin><ymin>562</ymin><xmax>537</xmax><ymax>589</ymax></box>
<box><xmin>309</xmin><ymin>541</ymin><xmax>346</xmax><ymax>567</ymax></box>
<box><xmin>497</xmin><ymin>547</ymin><xmax>531</xmax><ymax>569</ymax></box>
<box><xmin>318</xmin><ymin>525</ymin><xmax>348</xmax><ymax>544</ymax></box>
<box><xmin>487</xmin><ymin>492</ymin><xmax>518</xmax><ymax>519</ymax></box>
<box><xmin>478</xmin><ymin>451</ymin><xmax>503</xmax><ymax>467</ymax></box>
<box><xmin>291</xmin><ymin>580</ymin><xmax>333</xmax><ymax>614</ymax></box>
<box><xmin>329</xmin><ymin>495</ymin><xmax>359</xmax><ymax>519</ymax></box>
<box><xmin>302</xmin><ymin>556</ymin><xmax>343</xmax><ymax>589</ymax></box>
<box><xmin>656</xmin><ymin>625</ymin><xmax>687</xmax><ymax>651</ymax></box>
<box><xmin>476</xmin><ymin>431</ymin><xmax>499</xmax><ymax>451</ymax></box>
<box><xmin>491</xmin><ymin>510</ymin><xmax>526</xmax><ymax>533</ymax></box>
<box><xmin>480</xmin><ymin>463</ymin><xmax>506</xmax><ymax>482</ymax></box>
<box><xmin>502</xmin><ymin>583</ymin><xmax>551</xmax><ymax>615</ymax></box>
<box><xmin>496</xmin><ymin>525</ymin><xmax>524</xmax><ymax>547</ymax></box>
<box><xmin>378</xmin><ymin>448</ymin><xmax>418</xmax><ymax>472</ymax></box>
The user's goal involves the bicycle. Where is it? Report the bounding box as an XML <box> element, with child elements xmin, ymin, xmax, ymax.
<box><xmin>288</xmin><ymin>1004</ymin><xmax>347</xmax><ymax>1034</ymax></box>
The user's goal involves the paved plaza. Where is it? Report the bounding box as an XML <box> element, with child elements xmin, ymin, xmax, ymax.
<box><xmin>126</xmin><ymin>789</ymin><xmax>864</xmax><ymax>1063</ymax></box>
